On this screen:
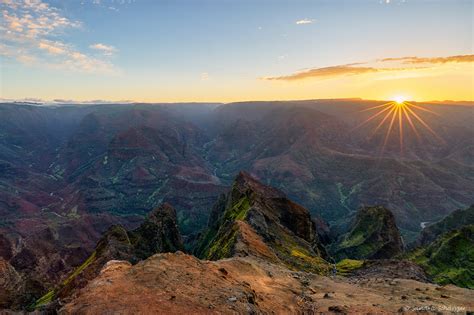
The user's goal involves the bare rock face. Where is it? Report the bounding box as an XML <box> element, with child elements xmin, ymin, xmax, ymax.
<box><xmin>0</xmin><ymin>258</ymin><xmax>24</xmax><ymax>309</ymax></box>
<box><xmin>331</xmin><ymin>206</ymin><xmax>404</xmax><ymax>260</ymax></box>
<box><xmin>131</xmin><ymin>203</ymin><xmax>184</xmax><ymax>260</ymax></box>
<box><xmin>195</xmin><ymin>171</ymin><xmax>330</xmax><ymax>274</ymax></box>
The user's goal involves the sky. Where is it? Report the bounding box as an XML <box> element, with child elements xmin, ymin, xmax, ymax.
<box><xmin>0</xmin><ymin>0</ymin><xmax>473</xmax><ymax>103</ymax></box>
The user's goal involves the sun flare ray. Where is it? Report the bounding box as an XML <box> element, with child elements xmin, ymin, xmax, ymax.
<box><xmin>380</xmin><ymin>106</ymin><xmax>399</xmax><ymax>155</ymax></box>
<box><xmin>401</xmin><ymin>105</ymin><xmax>421</xmax><ymax>141</ymax></box>
<box><xmin>360</xmin><ymin>101</ymin><xmax>394</xmax><ymax>112</ymax></box>
<box><xmin>353</xmin><ymin>103</ymin><xmax>395</xmax><ymax>130</ymax></box>
<box><xmin>398</xmin><ymin>105</ymin><xmax>403</xmax><ymax>152</ymax></box>
<box><xmin>405</xmin><ymin>103</ymin><xmax>440</xmax><ymax>116</ymax></box>
<box><xmin>403</xmin><ymin>105</ymin><xmax>443</xmax><ymax>142</ymax></box>
<box><xmin>370</xmin><ymin>105</ymin><xmax>398</xmax><ymax>138</ymax></box>
<box><xmin>359</xmin><ymin>97</ymin><xmax>442</xmax><ymax>153</ymax></box>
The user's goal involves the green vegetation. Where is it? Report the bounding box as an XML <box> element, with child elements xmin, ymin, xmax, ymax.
<box><xmin>419</xmin><ymin>205</ymin><xmax>474</xmax><ymax>246</ymax></box>
<box><xmin>62</xmin><ymin>251</ymin><xmax>97</xmax><ymax>286</ymax></box>
<box><xmin>33</xmin><ymin>250</ymin><xmax>98</xmax><ymax>309</ymax></box>
<box><xmin>272</xmin><ymin>225</ymin><xmax>330</xmax><ymax>275</ymax></box>
<box><xmin>224</xmin><ymin>195</ymin><xmax>251</xmax><ymax>221</ymax></box>
<box><xmin>197</xmin><ymin>175</ymin><xmax>331</xmax><ymax>275</ymax></box>
<box><xmin>408</xmin><ymin>225</ymin><xmax>474</xmax><ymax>289</ymax></box>
<box><xmin>206</xmin><ymin>223</ymin><xmax>239</xmax><ymax>260</ymax></box>
<box><xmin>196</xmin><ymin>195</ymin><xmax>251</xmax><ymax>259</ymax></box>
<box><xmin>336</xmin><ymin>259</ymin><xmax>364</xmax><ymax>276</ymax></box>
<box><xmin>336</xmin><ymin>182</ymin><xmax>362</xmax><ymax>211</ymax></box>
<box><xmin>33</xmin><ymin>290</ymin><xmax>55</xmax><ymax>309</ymax></box>
<box><xmin>331</xmin><ymin>206</ymin><xmax>402</xmax><ymax>260</ymax></box>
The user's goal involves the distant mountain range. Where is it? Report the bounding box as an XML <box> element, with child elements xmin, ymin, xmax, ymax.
<box><xmin>1</xmin><ymin>100</ymin><xmax>472</xmax><ymax>235</ymax></box>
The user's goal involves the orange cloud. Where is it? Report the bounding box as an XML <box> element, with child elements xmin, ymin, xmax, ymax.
<box><xmin>263</xmin><ymin>54</ymin><xmax>473</xmax><ymax>81</ymax></box>
<box><xmin>263</xmin><ymin>65</ymin><xmax>379</xmax><ymax>81</ymax></box>
<box><xmin>380</xmin><ymin>54</ymin><xmax>474</xmax><ymax>64</ymax></box>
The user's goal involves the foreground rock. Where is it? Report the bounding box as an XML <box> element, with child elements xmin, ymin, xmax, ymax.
<box><xmin>60</xmin><ymin>252</ymin><xmax>474</xmax><ymax>314</ymax></box>
<box><xmin>195</xmin><ymin>171</ymin><xmax>330</xmax><ymax>274</ymax></box>
<box><xmin>346</xmin><ymin>259</ymin><xmax>431</xmax><ymax>283</ymax></box>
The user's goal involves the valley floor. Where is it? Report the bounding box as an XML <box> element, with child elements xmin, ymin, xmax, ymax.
<box><xmin>61</xmin><ymin>252</ymin><xmax>473</xmax><ymax>314</ymax></box>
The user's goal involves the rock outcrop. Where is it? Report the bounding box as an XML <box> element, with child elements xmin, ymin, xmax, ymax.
<box><xmin>0</xmin><ymin>258</ymin><xmax>24</xmax><ymax>309</ymax></box>
<box><xmin>59</xmin><ymin>252</ymin><xmax>474</xmax><ymax>314</ymax></box>
<box><xmin>195</xmin><ymin>172</ymin><xmax>330</xmax><ymax>274</ymax></box>
<box><xmin>34</xmin><ymin>203</ymin><xmax>183</xmax><ymax>309</ymax></box>
<box><xmin>409</xmin><ymin>224</ymin><xmax>474</xmax><ymax>289</ymax></box>
<box><xmin>331</xmin><ymin>206</ymin><xmax>404</xmax><ymax>260</ymax></box>
<box><xmin>417</xmin><ymin>205</ymin><xmax>474</xmax><ymax>247</ymax></box>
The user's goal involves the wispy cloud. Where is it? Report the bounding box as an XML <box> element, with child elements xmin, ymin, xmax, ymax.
<box><xmin>263</xmin><ymin>65</ymin><xmax>378</xmax><ymax>81</ymax></box>
<box><xmin>295</xmin><ymin>18</ymin><xmax>315</xmax><ymax>25</ymax></box>
<box><xmin>90</xmin><ymin>43</ymin><xmax>118</xmax><ymax>56</ymax></box>
<box><xmin>380</xmin><ymin>55</ymin><xmax>474</xmax><ymax>64</ymax></box>
<box><xmin>38</xmin><ymin>40</ymin><xmax>68</xmax><ymax>55</ymax></box>
<box><xmin>0</xmin><ymin>97</ymin><xmax>134</xmax><ymax>105</ymax></box>
<box><xmin>262</xmin><ymin>54</ymin><xmax>474</xmax><ymax>81</ymax></box>
<box><xmin>201</xmin><ymin>72</ymin><xmax>209</xmax><ymax>81</ymax></box>
<box><xmin>0</xmin><ymin>0</ymin><xmax>120</xmax><ymax>75</ymax></box>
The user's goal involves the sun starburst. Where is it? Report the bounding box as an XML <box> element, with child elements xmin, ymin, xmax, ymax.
<box><xmin>355</xmin><ymin>98</ymin><xmax>442</xmax><ymax>156</ymax></box>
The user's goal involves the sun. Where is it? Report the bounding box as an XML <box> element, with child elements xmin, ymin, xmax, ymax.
<box><xmin>393</xmin><ymin>96</ymin><xmax>405</xmax><ymax>104</ymax></box>
<box><xmin>354</xmin><ymin>97</ymin><xmax>443</xmax><ymax>156</ymax></box>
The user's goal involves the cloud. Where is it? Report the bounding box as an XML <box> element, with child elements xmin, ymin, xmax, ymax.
<box><xmin>262</xmin><ymin>54</ymin><xmax>474</xmax><ymax>81</ymax></box>
<box><xmin>38</xmin><ymin>40</ymin><xmax>67</xmax><ymax>55</ymax></box>
<box><xmin>295</xmin><ymin>19</ymin><xmax>315</xmax><ymax>25</ymax></box>
<box><xmin>380</xmin><ymin>55</ymin><xmax>474</xmax><ymax>64</ymax></box>
<box><xmin>0</xmin><ymin>97</ymin><xmax>134</xmax><ymax>105</ymax></box>
<box><xmin>0</xmin><ymin>0</ymin><xmax>120</xmax><ymax>75</ymax></box>
<box><xmin>16</xmin><ymin>54</ymin><xmax>37</xmax><ymax>64</ymax></box>
<box><xmin>201</xmin><ymin>72</ymin><xmax>209</xmax><ymax>81</ymax></box>
<box><xmin>90</xmin><ymin>43</ymin><xmax>117</xmax><ymax>56</ymax></box>
<box><xmin>263</xmin><ymin>65</ymin><xmax>378</xmax><ymax>81</ymax></box>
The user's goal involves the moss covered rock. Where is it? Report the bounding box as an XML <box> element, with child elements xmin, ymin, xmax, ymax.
<box><xmin>408</xmin><ymin>225</ymin><xmax>474</xmax><ymax>289</ymax></box>
<box><xmin>416</xmin><ymin>205</ymin><xmax>474</xmax><ymax>247</ymax></box>
<box><xmin>195</xmin><ymin>171</ymin><xmax>330</xmax><ymax>274</ymax></box>
<box><xmin>331</xmin><ymin>206</ymin><xmax>404</xmax><ymax>260</ymax></box>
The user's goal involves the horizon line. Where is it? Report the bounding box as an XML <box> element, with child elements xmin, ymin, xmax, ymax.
<box><xmin>1</xmin><ymin>97</ymin><xmax>473</xmax><ymax>106</ymax></box>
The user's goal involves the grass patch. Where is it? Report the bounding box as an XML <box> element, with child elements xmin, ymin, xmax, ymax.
<box><xmin>336</xmin><ymin>259</ymin><xmax>364</xmax><ymax>276</ymax></box>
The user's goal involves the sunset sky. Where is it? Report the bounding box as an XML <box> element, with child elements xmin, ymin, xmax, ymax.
<box><xmin>1</xmin><ymin>0</ymin><xmax>473</xmax><ymax>103</ymax></box>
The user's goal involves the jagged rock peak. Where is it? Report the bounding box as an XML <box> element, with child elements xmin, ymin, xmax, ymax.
<box><xmin>146</xmin><ymin>202</ymin><xmax>178</xmax><ymax>223</ymax></box>
<box><xmin>232</xmin><ymin>171</ymin><xmax>285</xmax><ymax>199</ymax></box>
<box><xmin>196</xmin><ymin>171</ymin><xmax>330</xmax><ymax>274</ymax></box>
<box><xmin>132</xmin><ymin>203</ymin><xmax>184</xmax><ymax>258</ymax></box>
<box><xmin>331</xmin><ymin>206</ymin><xmax>404</xmax><ymax>260</ymax></box>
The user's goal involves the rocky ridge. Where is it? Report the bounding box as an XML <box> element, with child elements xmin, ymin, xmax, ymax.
<box><xmin>195</xmin><ymin>171</ymin><xmax>330</xmax><ymax>274</ymax></box>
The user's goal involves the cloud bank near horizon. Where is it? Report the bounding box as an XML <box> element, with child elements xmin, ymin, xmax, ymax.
<box><xmin>262</xmin><ymin>54</ymin><xmax>474</xmax><ymax>81</ymax></box>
